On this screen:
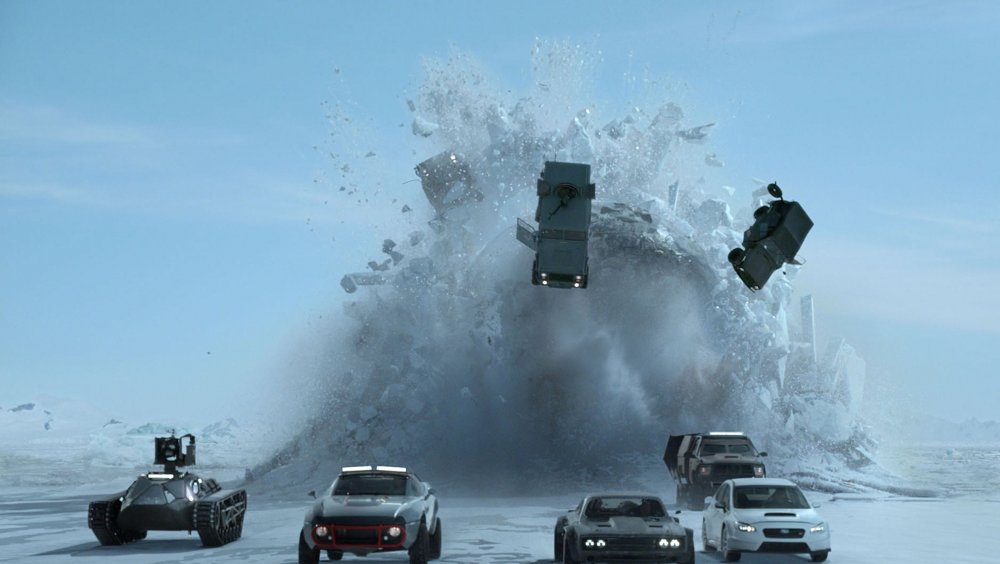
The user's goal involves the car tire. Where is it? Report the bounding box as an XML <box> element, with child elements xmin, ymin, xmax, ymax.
<box><xmin>298</xmin><ymin>531</ymin><xmax>320</xmax><ymax>564</ymax></box>
<box><xmin>408</xmin><ymin>522</ymin><xmax>430</xmax><ymax>564</ymax></box>
<box><xmin>721</xmin><ymin>526</ymin><xmax>741</xmax><ymax>562</ymax></box>
<box><xmin>429</xmin><ymin>518</ymin><xmax>442</xmax><ymax>560</ymax></box>
<box><xmin>326</xmin><ymin>550</ymin><xmax>343</xmax><ymax>561</ymax></box>
<box><xmin>553</xmin><ymin>526</ymin><xmax>564</xmax><ymax>561</ymax></box>
<box><xmin>562</xmin><ymin>534</ymin><xmax>579</xmax><ymax>564</ymax></box>
<box><xmin>810</xmin><ymin>551</ymin><xmax>829</xmax><ymax>562</ymax></box>
<box><xmin>702</xmin><ymin>520</ymin><xmax>716</xmax><ymax>552</ymax></box>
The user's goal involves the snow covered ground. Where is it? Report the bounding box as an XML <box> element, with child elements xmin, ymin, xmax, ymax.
<box><xmin>2</xmin><ymin>472</ymin><xmax>998</xmax><ymax>563</ymax></box>
<box><xmin>3</xmin><ymin>399</ymin><xmax>998</xmax><ymax>562</ymax></box>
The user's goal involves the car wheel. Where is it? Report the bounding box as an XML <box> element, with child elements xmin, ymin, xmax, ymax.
<box><xmin>562</xmin><ymin>533</ymin><xmax>579</xmax><ymax>564</ymax></box>
<box><xmin>721</xmin><ymin>526</ymin><xmax>741</xmax><ymax>562</ymax></box>
<box><xmin>326</xmin><ymin>550</ymin><xmax>343</xmax><ymax>561</ymax></box>
<box><xmin>810</xmin><ymin>551</ymin><xmax>829</xmax><ymax>562</ymax></box>
<box><xmin>408</xmin><ymin>522</ymin><xmax>430</xmax><ymax>564</ymax></box>
<box><xmin>728</xmin><ymin>248</ymin><xmax>746</xmax><ymax>265</ymax></box>
<box><xmin>702</xmin><ymin>520</ymin><xmax>716</xmax><ymax>552</ymax></box>
<box><xmin>429</xmin><ymin>518</ymin><xmax>442</xmax><ymax>560</ymax></box>
<box><xmin>553</xmin><ymin>526</ymin><xmax>564</xmax><ymax>561</ymax></box>
<box><xmin>298</xmin><ymin>531</ymin><xmax>320</xmax><ymax>564</ymax></box>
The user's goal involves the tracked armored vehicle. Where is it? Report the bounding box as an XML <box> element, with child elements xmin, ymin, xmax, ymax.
<box><xmin>87</xmin><ymin>433</ymin><xmax>247</xmax><ymax>547</ymax></box>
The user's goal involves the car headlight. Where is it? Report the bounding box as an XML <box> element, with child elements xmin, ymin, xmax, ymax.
<box><xmin>596</xmin><ymin>539</ymin><xmax>606</xmax><ymax>548</ymax></box>
<box><xmin>698</xmin><ymin>465</ymin><xmax>710</xmax><ymax>476</ymax></box>
<box><xmin>810</xmin><ymin>523</ymin><xmax>826</xmax><ymax>533</ymax></box>
<box><xmin>736</xmin><ymin>521</ymin><xmax>756</xmax><ymax>533</ymax></box>
<box><xmin>584</xmin><ymin>539</ymin><xmax>595</xmax><ymax>548</ymax></box>
<box><xmin>315</xmin><ymin>525</ymin><xmax>329</xmax><ymax>537</ymax></box>
<box><xmin>670</xmin><ymin>539</ymin><xmax>681</xmax><ymax>548</ymax></box>
<box><xmin>387</xmin><ymin>526</ymin><xmax>402</xmax><ymax>537</ymax></box>
<box><xmin>658</xmin><ymin>538</ymin><xmax>670</xmax><ymax>548</ymax></box>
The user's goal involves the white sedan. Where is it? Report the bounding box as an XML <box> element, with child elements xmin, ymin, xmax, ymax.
<box><xmin>702</xmin><ymin>478</ymin><xmax>831</xmax><ymax>562</ymax></box>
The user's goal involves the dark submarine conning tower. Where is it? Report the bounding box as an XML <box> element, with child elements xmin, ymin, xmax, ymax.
<box><xmin>87</xmin><ymin>433</ymin><xmax>247</xmax><ymax>547</ymax></box>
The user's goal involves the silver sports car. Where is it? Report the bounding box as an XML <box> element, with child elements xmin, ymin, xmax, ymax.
<box><xmin>298</xmin><ymin>466</ymin><xmax>441</xmax><ymax>564</ymax></box>
<box><xmin>555</xmin><ymin>494</ymin><xmax>694</xmax><ymax>563</ymax></box>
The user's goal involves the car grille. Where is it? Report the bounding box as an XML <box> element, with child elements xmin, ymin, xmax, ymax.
<box><xmin>764</xmin><ymin>528</ymin><xmax>805</xmax><ymax>539</ymax></box>
<box><xmin>334</xmin><ymin>527</ymin><xmax>379</xmax><ymax>545</ymax></box>
<box><xmin>759</xmin><ymin>542</ymin><xmax>810</xmax><ymax>553</ymax></box>
<box><xmin>710</xmin><ymin>463</ymin><xmax>754</xmax><ymax>476</ymax></box>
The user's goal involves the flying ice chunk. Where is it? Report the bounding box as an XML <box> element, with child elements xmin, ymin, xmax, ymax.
<box><xmin>340</xmin><ymin>272</ymin><xmax>386</xmax><ymax>294</ymax></box>
<box><xmin>367</xmin><ymin>259</ymin><xmax>391</xmax><ymax>272</ymax></box>
<box><xmin>705</xmin><ymin>153</ymin><xmax>725</xmax><ymax>167</ymax></box>
<box><xmin>411</xmin><ymin>116</ymin><xmax>440</xmax><ymax>137</ymax></box>
<box><xmin>677</xmin><ymin>122</ymin><xmax>715</xmax><ymax>143</ymax></box>
<box><xmin>689</xmin><ymin>198</ymin><xmax>733</xmax><ymax>233</ymax></box>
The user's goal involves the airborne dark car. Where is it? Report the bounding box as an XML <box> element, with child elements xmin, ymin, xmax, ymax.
<box><xmin>728</xmin><ymin>182</ymin><xmax>813</xmax><ymax>291</ymax></box>
<box><xmin>554</xmin><ymin>494</ymin><xmax>694</xmax><ymax>563</ymax></box>
<box><xmin>517</xmin><ymin>161</ymin><xmax>595</xmax><ymax>289</ymax></box>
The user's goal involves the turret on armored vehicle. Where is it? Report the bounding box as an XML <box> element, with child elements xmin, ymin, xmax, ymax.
<box><xmin>664</xmin><ymin>432</ymin><xmax>767</xmax><ymax>509</ymax></box>
<box><xmin>87</xmin><ymin>433</ymin><xmax>247</xmax><ymax>547</ymax></box>
<box><xmin>517</xmin><ymin>161</ymin><xmax>595</xmax><ymax>288</ymax></box>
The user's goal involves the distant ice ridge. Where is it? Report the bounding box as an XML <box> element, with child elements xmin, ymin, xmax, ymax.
<box><xmin>255</xmin><ymin>44</ymin><xmax>891</xmax><ymax>494</ymax></box>
<box><xmin>0</xmin><ymin>398</ymin><xmax>271</xmax><ymax>486</ymax></box>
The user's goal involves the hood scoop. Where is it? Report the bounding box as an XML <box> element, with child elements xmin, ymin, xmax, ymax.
<box><xmin>764</xmin><ymin>512</ymin><xmax>798</xmax><ymax>517</ymax></box>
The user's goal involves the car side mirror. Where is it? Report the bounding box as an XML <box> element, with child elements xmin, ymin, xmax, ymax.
<box><xmin>704</xmin><ymin>496</ymin><xmax>714</xmax><ymax>506</ymax></box>
<box><xmin>427</xmin><ymin>487</ymin><xmax>436</xmax><ymax>496</ymax></box>
<box><xmin>812</xmin><ymin>502</ymin><xmax>822</xmax><ymax>508</ymax></box>
<box><xmin>675</xmin><ymin>510</ymin><xmax>682</xmax><ymax>515</ymax></box>
<box><xmin>714</xmin><ymin>501</ymin><xmax>725</xmax><ymax>510</ymax></box>
<box><xmin>308</xmin><ymin>490</ymin><xmax>316</xmax><ymax>499</ymax></box>
<box><xmin>760</xmin><ymin>452</ymin><xmax>768</xmax><ymax>457</ymax></box>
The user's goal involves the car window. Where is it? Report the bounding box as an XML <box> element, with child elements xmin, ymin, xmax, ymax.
<box><xmin>715</xmin><ymin>484</ymin><xmax>729</xmax><ymax>506</ymax></box>
<box><xmin>584</xmin><ymin>496</ymin><xmax>666</xmax><ymax>519</ymax></box>
<box><xmin>702</xmin><ymin>443</ymin><xmax>726</xmax><ymax>455</ymax></box>
<box><xmin>406</xmin><ymin>477</ymin><xmax>424</xmax><ymax>497</ymax></box>
<box><xmin>332</xmin><ymin>474</ymin><xmax>408</xmax><ymax>496</ymax></box>
<box><xmin>734</xmin><ymin>486</ymin><xmax>810</xmax><ymax>509</ymax></box>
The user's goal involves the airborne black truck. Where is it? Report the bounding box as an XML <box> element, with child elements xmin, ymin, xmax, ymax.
<box><xmin>663</xmin><ymin>432</ymin><xmax>768</xmax><ymax>510</ymax></box>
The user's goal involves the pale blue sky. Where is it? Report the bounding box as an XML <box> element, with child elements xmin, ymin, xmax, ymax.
<box><xmin>2</xmin><ymin>1</ymin><xmax>998</xmax><ymax>424</ymax></box>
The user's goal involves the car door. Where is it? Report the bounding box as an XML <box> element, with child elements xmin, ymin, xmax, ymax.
<box><xmin>705</xmin><ymin>482</ymin><xmax>729</xmax><ymax>545</ymax></box>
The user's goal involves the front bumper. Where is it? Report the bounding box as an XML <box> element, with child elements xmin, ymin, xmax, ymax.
<box><xmin>726</xmin><ymin>523</ymin><xmax>830</xmax><ymax>554</ymax></box>
<box><xmin>575</xmin><ymin>535</ymin><xmax>691</xmax><ymax>563</ymax></box>
<box><xmin>576</xmin><ymin>549</ymin><xmax>690</xmax><ymax>562</ymax></box>
<box><xmin>303</xmin><ymin>519</ymin><xmax>419</xmax><ymax>553</ymax></box>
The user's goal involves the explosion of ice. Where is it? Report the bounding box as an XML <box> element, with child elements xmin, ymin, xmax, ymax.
<box><xmin>254</xmin><ymin>45</ymin><xmax>883</xmax><ymax>495</ymax></box>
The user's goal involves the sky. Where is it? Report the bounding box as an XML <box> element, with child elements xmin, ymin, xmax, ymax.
<box><xmin>2</xmin><ymin>1</ymin><xmax>998</xmax><ymax>425</ymax></box>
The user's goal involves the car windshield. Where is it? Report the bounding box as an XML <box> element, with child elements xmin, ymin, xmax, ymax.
<box><xmin>584</xmin><ymin>496</ymin><xmax>666</xmax><ymax>519</ymax></box>
<box><xmin>733</xmin><ymin>486</ymin><xmax>810</xmax><ymax>509</ymax></box>
<box><xmin>332</xmin><ymin>474</ymin><xmax>407</xmax><ymax>496</ymax></box>
<box><xmin>701</xmin><ymin>441</ymin><xmax>756</xmax><ymax>455</ymax></box>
